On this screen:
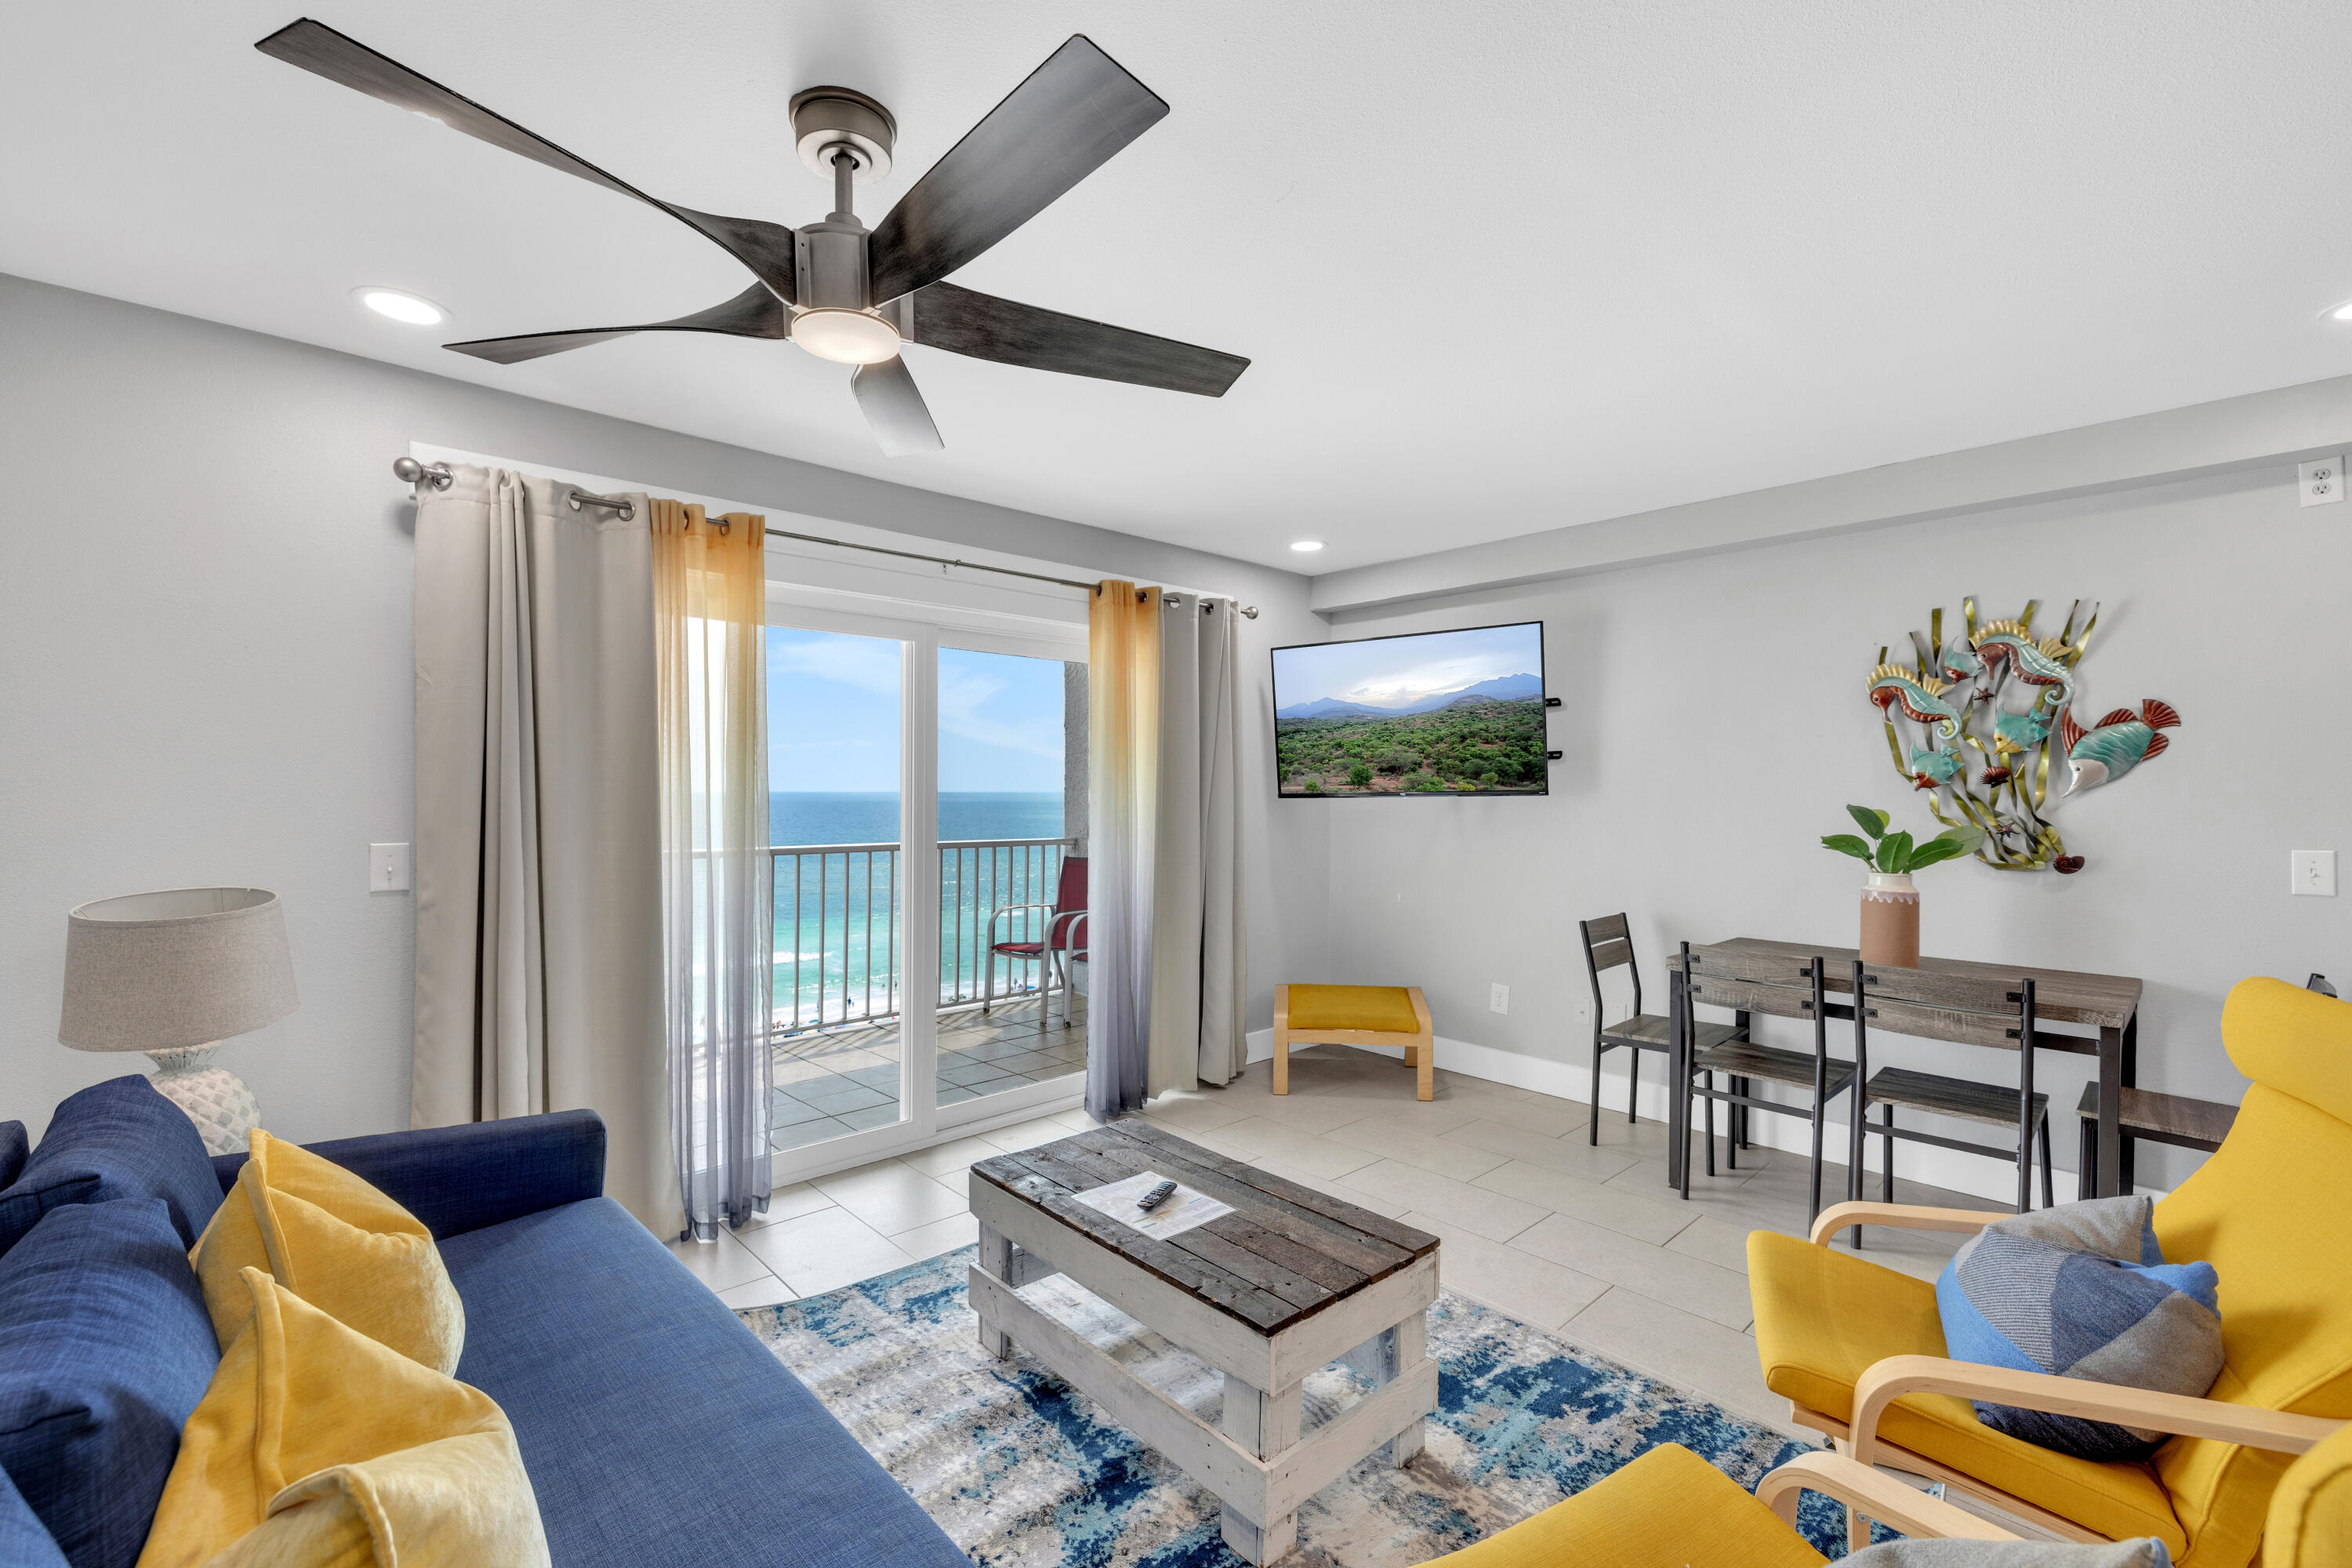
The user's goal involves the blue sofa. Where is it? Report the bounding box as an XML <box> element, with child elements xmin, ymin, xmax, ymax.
<box><xmin>0</xmin><ymin>1076</ymin><xmax>969</xmax><ymax>1568</ymax></box>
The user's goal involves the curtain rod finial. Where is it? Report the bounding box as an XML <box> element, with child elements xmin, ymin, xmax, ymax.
<box><xmin>393</xmin><ymin>456</ymin><xmax>453</xmax><ymax>492</ymax></box>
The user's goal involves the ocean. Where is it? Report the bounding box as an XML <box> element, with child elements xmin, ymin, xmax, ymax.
<box><xmin>768</xmin><ymin>793</ymin><xmax>1069</xmax><ymax>1029</ymax></box>
<box><xmin>770</xmin><ymin>792</ymin><xmax>1065</xmax><ymax>847</ymax></box>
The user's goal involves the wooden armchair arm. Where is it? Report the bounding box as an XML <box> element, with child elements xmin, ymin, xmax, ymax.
<box><xmin>1755</xmin><ymin>1450</ymin><xmax>2018</xmax><ymax>1541</ymax></box>
<box><xmin>1850</xmin><ymin>1354</ymin><xmax>2349</xmax><ymax>1471</ymax></box>
<box><xmin>1840</xmin><ymin>1356</ymin><xmax>2347</xmax><ymax>1553</ymax></box>
<box><xmin>1808</xmin><ymin>1200</ymin><xmax>2001</xmax><ymax>1246</ymax></box>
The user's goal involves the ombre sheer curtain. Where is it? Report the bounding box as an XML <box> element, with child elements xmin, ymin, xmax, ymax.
<box><xmin>1087</xmin><ymin>582</ymin><xmax>1162</xmax><ymax>1120</ymax></box>
<box><xmin>652</xmin><ymin>499</ymin><xmax>774</xmax><ymax>1239</ymax></box>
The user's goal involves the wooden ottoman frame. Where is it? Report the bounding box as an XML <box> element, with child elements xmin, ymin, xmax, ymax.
<box><xmin>1273</xmin><ymin>984</ymin><xmax>1435</xmax><ymax>1101</ymax></box>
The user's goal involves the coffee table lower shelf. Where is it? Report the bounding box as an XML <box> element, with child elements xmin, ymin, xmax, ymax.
<box><xmin>968</xmin><ymin>1195</ymin><xmax>1438</xmax><ymax>1566</ymax></box>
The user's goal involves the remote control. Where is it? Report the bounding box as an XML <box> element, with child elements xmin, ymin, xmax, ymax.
<box><xmin>1135</xmin><ymin>1180</ymin><xmax>1179</xmax><ymax>1214</ymax></box>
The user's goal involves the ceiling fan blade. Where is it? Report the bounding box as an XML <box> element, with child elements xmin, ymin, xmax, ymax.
<box><xmin>901</xmin><ymin>281</ymin><xmax>1247</xmax><ymax>396</ymax></box>
<box><xmin>850</xmin><ymin>357</ymin><xmax>945</xmax><ymax>456</ymax></box>
<box><xmin>255</xmin><ymin>18</ymin><xmax>797</xmax><ymax>301</ymax></box>
<box><xmin>866</xmin><ymin>35</ymin><xmax>1167</xmax><ymax>306</ymax></box>
<box><xmin>445</xmin><ymin>282</ymin><xmax>788</xmax><ymax>365</ymax></box>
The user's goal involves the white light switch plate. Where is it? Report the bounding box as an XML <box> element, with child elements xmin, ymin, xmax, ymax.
<box><xmin>370</xmin><ymin>842</ymin><xmax>412</xmax><ymax>893</ymax></box>
<box><xmin>1488</xmin><ymin>982</ymin><xmax>1510</xmax><ymax>1014</ymax></box>
<box><xmin>2292</xmin><ymin>849</ymin><xmax>2336</xmax><ymax>897</ymax></box>
<box><xmin>2299</xmin><ymin>456</ymin><xmax>2344</xmax><ymax>507</ymax></box>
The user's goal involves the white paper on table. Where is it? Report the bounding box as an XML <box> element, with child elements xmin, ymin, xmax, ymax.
<box><xmin>1075</xmin><ymin>1171</ymin><xmax>1235</xmax><ymax>1240</ymax></box>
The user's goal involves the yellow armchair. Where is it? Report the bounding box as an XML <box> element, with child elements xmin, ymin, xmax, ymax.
<box><xmin>1745</xmin><ymin>977</ymin><xmax>2352</xmax><ymax>1566</ymax></box>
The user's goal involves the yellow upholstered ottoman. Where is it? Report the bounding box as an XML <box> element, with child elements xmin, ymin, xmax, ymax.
<box><xmin>1274</xmin><ymin>983</ymin><xmax>1434</xmax><ymax>1100</ymax></box>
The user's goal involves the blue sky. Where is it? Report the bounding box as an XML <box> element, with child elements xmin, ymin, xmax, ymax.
<box><xmin>766</xmin><ymin>628</ymin><xmax>1066</xmax><ymax>792</ymax></box>
<box><xmin>1273</xmin><ymin>622</ymin><xmax>1543</xmax><ymax>709</ymax></box>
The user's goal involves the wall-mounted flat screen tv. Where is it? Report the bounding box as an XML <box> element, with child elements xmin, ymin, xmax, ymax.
<box><xmin>1272</xmin><ymin>621</ymin><xmax>1548</xmax><ymax>798</ymax></box>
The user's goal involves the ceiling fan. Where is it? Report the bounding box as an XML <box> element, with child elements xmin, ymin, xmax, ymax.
<box><xmin>255</xmin><ymin>18</ymin><xmax>1249</xmax><ymax>455</ymax></box>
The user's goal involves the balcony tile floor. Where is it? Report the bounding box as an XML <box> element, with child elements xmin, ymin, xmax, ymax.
<box><xmin>768</xmin><ymin>993</ymin><xmax>1088</xmax><ymax>1153</ymax></box>
<box><xmin>681</xmin><ymin>1043</ymin><xmax>2007</xmax><ymax>1441</ymax></box>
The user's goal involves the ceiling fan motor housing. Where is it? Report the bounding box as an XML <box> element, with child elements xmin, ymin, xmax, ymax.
<box><xmin>794</xmin><ymin>219</ymin><xmax>870</xmax><ymax>311</ymax></box>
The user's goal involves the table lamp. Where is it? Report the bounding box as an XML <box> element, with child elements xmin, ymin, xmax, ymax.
<box><xmin>58</xmin><ymin>887</ymin><xmax>298</xmax><ymax>1155</ymax></box>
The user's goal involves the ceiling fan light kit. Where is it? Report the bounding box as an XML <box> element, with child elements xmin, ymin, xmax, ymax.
<box><xmin>792</xmin><ymin>307</ymin><xmax>902</xmax><ymax>365</ymax></box>
<box><xmin>256</xmin><ymin>18</ymin><xmax>1249</xmax><ymax>455</ymax></box>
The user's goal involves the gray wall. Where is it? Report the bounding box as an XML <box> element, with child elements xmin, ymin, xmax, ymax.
<box><xmin>1309</xmin><ymin>465</ymin><xmax>2350</xmax><ymax>1193</ymax></box>
<box><xmin>0</xmin><ymin>272</ymin><xmax>1326</xmax><ymax>1142</ymax></box>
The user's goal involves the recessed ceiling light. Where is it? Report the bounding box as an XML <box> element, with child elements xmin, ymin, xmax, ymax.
<box><xmin>2325</xmin><ymin>299</ymin><xmax>2352</xmax><ymax>323</ymax></box>
<box><xmin>354</xmin><ymin>287</ymin><xmax>445</xmax><ymax>326</ymax></box>
<box><xmin>1290</xmin><ymin>540</ymin><xmax>1325</xmax><ymax>553</ymax></box>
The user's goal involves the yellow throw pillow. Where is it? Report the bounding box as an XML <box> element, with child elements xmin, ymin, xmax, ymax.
<box><xmin>136</xmin><ymin>1267</ymin><xmax>548</xmax><ymax>1568</ymax></box>
<box><xmin>191</xmin><ymin>1131</ymin><xmax>464</xmax><ymax>1376</ymax></box>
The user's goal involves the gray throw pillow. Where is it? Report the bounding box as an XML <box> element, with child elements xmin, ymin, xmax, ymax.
<box><xmin>1935</xmin><ymin>1196</ymin><xmax>2223</xmax><ymax>1461</ymax></box>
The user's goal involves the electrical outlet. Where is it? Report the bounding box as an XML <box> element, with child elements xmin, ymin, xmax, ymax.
<box><xmin>2299</xmin><ymin>456</ymin><xmax>2344</xmax><ymax>507</ymax></box>
<box><xmin>370</xmin><ymin>842</ymin><xmax>412</xmax><ymax>893</ymax></box>
<box><xmin>1488</xmin><ymin>982</ymin><xmax>1510</xmax><ymax>1015</ymax></box>
<box><xmin>2292</xmin><ymin>850</ymin><xmax>2336</xmax><ymax>896</ymax></box>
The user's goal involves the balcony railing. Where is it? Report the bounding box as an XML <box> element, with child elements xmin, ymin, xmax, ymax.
<box><xmin>770</xmin><ymin>836</ymin><xmax>1076</xmax><ymax>1036</ymax></box>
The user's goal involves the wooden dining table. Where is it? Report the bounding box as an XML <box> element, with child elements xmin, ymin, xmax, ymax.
<box><xmin>1666</xmin><ymin>938</ymin><xmax>2144</xmax><ymax>1200</ymax></box>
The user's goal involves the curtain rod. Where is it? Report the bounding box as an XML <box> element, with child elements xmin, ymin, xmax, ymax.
<box><xmin>394</xmin><ymin>458</ymin><xmax>1258</xmax><ymax>619</ymax></box>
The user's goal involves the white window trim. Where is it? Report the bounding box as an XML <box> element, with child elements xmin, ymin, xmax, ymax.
<box><xmin>765</xmin><ymin>596</ymin><xmax>1084</xmax><ymax>1187</ymax></box>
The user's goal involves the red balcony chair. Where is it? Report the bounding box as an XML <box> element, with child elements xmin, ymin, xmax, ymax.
<box><xmin>1051</xmin><ymin>912</ymin><xmax>1087</xmax><ymax>1031</ymax></box>
<box><xmin>982</xmin><ymin>855</ymin><xmax>1087</xmax><ymax>1028</ymax></box>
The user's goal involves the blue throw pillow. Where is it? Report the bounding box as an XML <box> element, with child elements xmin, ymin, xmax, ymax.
<box><xmin>0</xmin><ymin>1467</ymin><xmax>71</xmax><ymax>1568</ymax></box>
<box><xmin>0</xmin><ymin>1077</ymin><xmax>221</xmax><ymax>1256</ymax></box>
<box><xmin>1936</xmin><ymin>1196</ymin><xmax>2223</xmax><ymax>1462</ymax></box>
<box><xmin>0</xmin><ymin>1200</ymin><xmax>219</xmax><ymax>1568</ymax></box>
<box><xmin>0</xmin><ymin>1122</ymin><xmax>26</xmax><ymax>1189</ymax></box>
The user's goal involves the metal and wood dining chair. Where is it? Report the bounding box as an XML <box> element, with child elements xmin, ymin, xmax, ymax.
<box><xmin>1851</xmin><ymin>961</ymin><xmax>2053</xmax><ymax>1233</ymax></box>
<box><xmin>1580</xmin><ymin>915</ymin><xmax>1744</xmax><ymax>1146</ymax></box>
<box><xmin>1675</xmin><ymin>943</ymin><xmax>1860</xmax><ymax>1221</ymax></box>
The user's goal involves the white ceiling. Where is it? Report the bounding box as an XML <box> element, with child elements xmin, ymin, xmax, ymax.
<box><xmin>9</xmin><ymin>2</ymin><xmax>2352</xmax><ymax>572</ymax></box>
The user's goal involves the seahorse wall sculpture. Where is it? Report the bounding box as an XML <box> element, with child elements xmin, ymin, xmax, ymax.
<box><xmin>1862</xmin><ymin>599</ymin><xmax>2180</xmax><ymax>874</ymax></box>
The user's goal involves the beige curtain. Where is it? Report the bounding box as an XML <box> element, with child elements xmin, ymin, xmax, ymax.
<box><xmin>1157</xmin><ymin>595</ymin><xmax>1248</xmax><ymax>1086</ymax></box>
<box><xmin>413</xmin><ymin>466</ymin><xmax>673</xmax><ymax>1232</ymax></box>
<box><xmin>651</xmin><ymin>501</ymin><xmax>773</xmax><ymax>1239</ymax></box>
<box><xmin>1085</xmin><ymin>582</ymin><xmax>1160</xmax><ymax>1120</ymax></box>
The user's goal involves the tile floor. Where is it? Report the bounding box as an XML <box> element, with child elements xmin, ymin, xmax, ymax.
<box><xmin>769</xmin><ymin>993</ymin><xmax>1087</xmax><ymax>1153</ymax></box>
<box><xmin>672</xmin><ymin>1105</ymin><xmax>1098</xmax><ymax>1309</ymax></box>
<box><xmin>681</xmin><ymin>1043</ymin><xmax>2005</xmax><ymax>1435</ymax></box>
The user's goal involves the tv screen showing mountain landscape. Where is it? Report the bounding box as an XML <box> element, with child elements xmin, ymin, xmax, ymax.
<box><xmin>1272</xmin><ymin>622</ymin><xmax>1548</xmax><ymax>797</ymax></box>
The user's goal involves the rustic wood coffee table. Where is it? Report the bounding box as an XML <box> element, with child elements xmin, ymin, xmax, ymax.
<box><xmin>967</xmin><ymin>1120</ymin><xmax>1440</xmax><ymax>1565</ymax></box>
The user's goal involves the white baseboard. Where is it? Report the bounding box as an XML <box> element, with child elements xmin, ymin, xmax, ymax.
<box><xmin>1243</xmin><ymin>1029</ymin><xmax>2159</xmax><ymax>1207</ymax></box>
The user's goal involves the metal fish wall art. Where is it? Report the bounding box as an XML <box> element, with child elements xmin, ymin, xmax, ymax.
<box><xmin>2061</xmin><ymin>701</ymin><xmax>2181</xmax><ymax>794</ymax></box>
<box><xmin>1863</xmin><ymin>600</ymin><xmax>2181</xmax><ymax>874</ymax></box>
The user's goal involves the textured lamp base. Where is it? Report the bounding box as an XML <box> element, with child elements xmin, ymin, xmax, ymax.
<box><xmin>147</xmin><ymin>1044</ymin><xmax>260</xmax><ymax>1156</ymax></box>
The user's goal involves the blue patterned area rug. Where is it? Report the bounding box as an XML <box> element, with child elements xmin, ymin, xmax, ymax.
<box><xmin>738</xmin><ymin>1245</ymin><xmax>1845</xmax><ymax>1566</ymax></box>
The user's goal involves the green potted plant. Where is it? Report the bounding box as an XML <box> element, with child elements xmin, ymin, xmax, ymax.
<box><xmin>1821</xmin><ymin>807</ymin><xmax>1980</xmax><ymax>967</ymax></box>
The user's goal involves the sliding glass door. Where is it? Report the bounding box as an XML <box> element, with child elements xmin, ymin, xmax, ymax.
<box><xmin>764</xmin><ymin>622</ymin><xmax>914</xmax><ymax>1156</ymax></box>
<box><xmin>764</xmin><ymin>599</ymin><xmax>1083</xmax><ymax>1180</ymax></box>
<box><xmin>935</xmin><ymin>644</ymin><xmax>1087</xmax><ymax>1110</ymax></box>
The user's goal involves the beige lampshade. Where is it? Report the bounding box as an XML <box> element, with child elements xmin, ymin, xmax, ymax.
<box><xmin>59</xmin><ymin>887</ymin><xmax>298</xmax><ymax>1052</ymax></box>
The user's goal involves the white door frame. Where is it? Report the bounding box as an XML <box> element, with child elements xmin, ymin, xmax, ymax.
<box><xmin>766</xmin><ymin>591</ymin><xmax>1087</xmax><ymax>1185</ymax></box>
